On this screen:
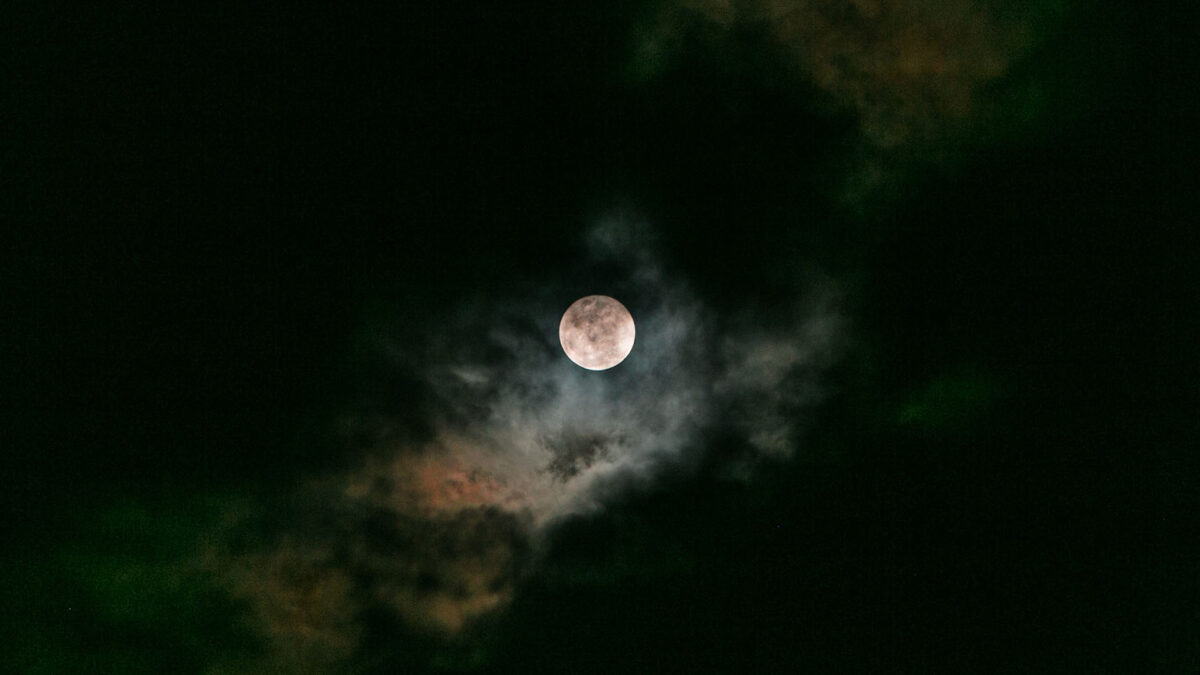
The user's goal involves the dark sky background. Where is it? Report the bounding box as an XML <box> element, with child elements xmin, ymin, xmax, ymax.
<box><xmin>5</xmin><ymin>1</ymin><xmax>1199</xmax><ymax>673</ymax></box>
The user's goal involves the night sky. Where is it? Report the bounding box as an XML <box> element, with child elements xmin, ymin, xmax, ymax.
<box><xmin>6</xmin><ymin>1</ymin><xmax>1199</xmax><ymax>673</ymax></box>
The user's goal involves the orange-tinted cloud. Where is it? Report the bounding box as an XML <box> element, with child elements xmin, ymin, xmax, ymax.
<box><xmin>636</xmin><ymin>0</ymin><xmax>1063</xmax><ymax>198</ymax></box>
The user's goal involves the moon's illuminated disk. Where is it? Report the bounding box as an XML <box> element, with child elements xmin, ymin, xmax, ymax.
<box><xmin>559</xmin><ymin>295</ymin><xmax>635</xmax><ymax>370</ymax></box>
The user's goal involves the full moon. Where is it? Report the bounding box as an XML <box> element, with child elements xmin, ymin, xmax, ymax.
<box><xmin>559</xmin><ymin>295</ymin><xmax>636</xmax><ymax>370</ymax></box>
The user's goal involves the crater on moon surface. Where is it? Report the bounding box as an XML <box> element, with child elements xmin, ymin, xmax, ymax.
<box><xmin>558</xmin><ymin>295</ymin><xmax>636</xmax><ymax>370</ymax></box>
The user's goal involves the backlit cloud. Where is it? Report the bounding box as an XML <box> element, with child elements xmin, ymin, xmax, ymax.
<box><xmin>203</xmin><ymin>214</ymin><xmax>843</xmax><ymax>669</ymax></box>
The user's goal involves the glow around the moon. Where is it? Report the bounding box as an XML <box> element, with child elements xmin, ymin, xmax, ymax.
<box><xmin>559</xmin><ymin>295</ymin><xmax>636</xmax><ymax>370</ymax></box>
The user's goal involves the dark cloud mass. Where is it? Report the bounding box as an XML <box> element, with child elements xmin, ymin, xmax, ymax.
<box><xmin>637</xmin><ymin>0</ymin><xmax>1066</xmax><ymax>200</ymax></box>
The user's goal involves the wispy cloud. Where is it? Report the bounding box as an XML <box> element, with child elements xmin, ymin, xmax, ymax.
<box><xmin>203</xmin><ymin>214</ymin><xmax>843</xmax><ymax>669</ymax></box>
